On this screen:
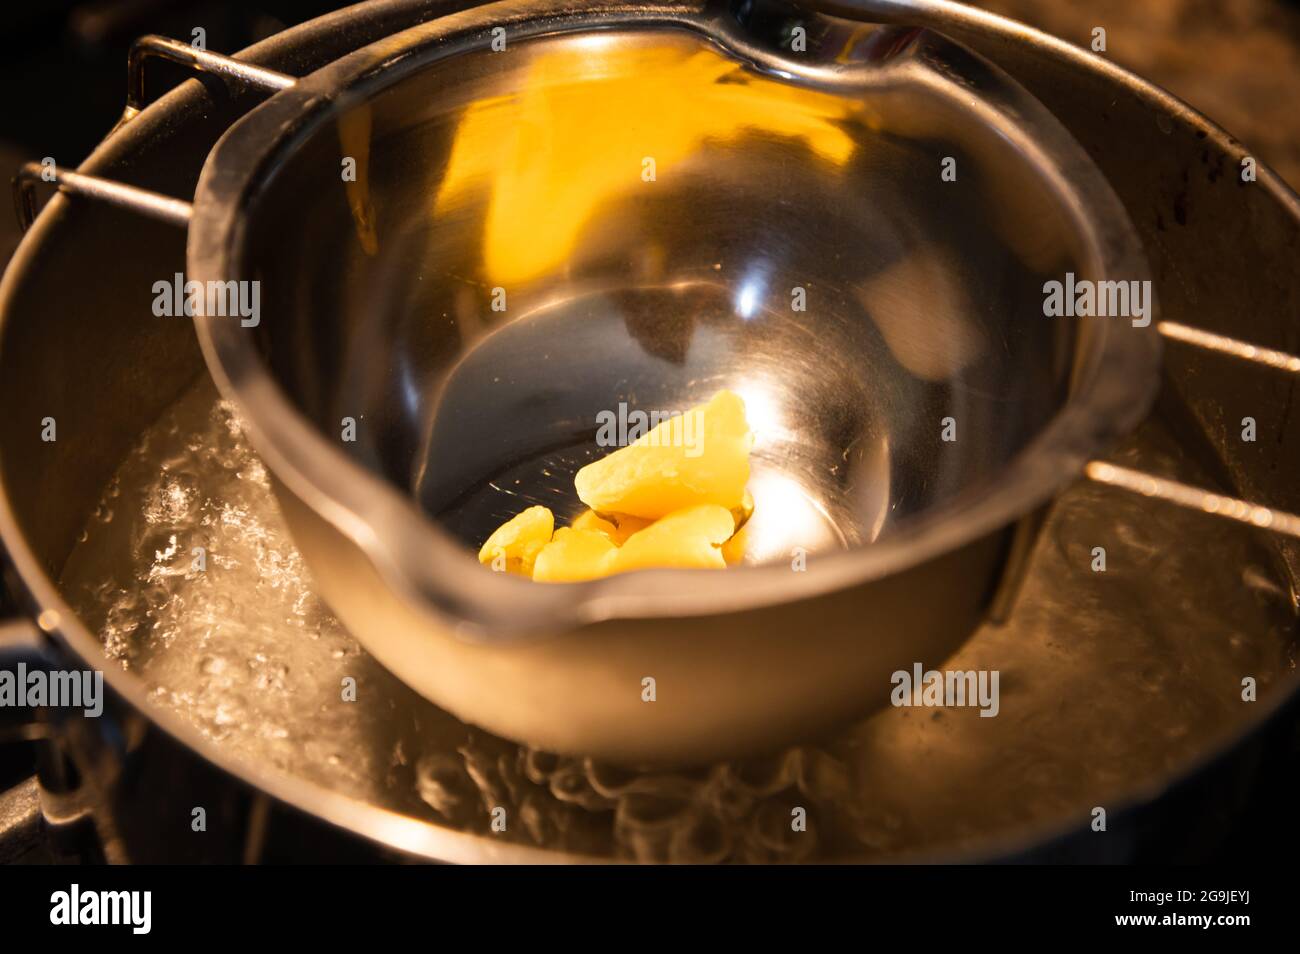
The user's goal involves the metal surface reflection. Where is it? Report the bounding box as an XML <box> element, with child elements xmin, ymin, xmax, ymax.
<box><xmin>432</xmin><ymin>39</ymin><xmax>865</xmax><ymax>287</ymax></box>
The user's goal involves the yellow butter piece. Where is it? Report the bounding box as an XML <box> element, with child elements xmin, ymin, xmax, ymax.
<box><xmin>721</xmin><ymin>524</ymin><xmax>748</xmax><ymax>565</ymax></box>
<box><xmin>574</xmin><ymin>509</ymin><xmax>652</xmax><ymax>545</ymax></box>
<box><xmin>533</xmin><ymin>527</ymin><xmax>619</xmax><ymax>582</ymax></box>
<box><xmin>610</xmin><ymin>504</ymin><xmax>734</xmax><ymax>573</ymax></box>
<box><xmin>480</xmin><ymin>391</ymin><xmax>756</xmax><ymax>580</ymax></box>
<box><xmin>721</xmin><ymin>490</ymin><xmax>753</xmax><ymax>563</ymax></box>
<box><xmin>575</xmin><ymin>390</ymin><xmax>752</xmax><ymax>520</ymax></box>
<box><xmin>609</xmin><ymin>514</ymin><xmax>653</xmax><ymax>544</ymax></box>
<box><xmin>571</xmin><ymin>509</ymin><xmax>619</xmax><ymax>539</ymax></box>
<box><xmin>477</xmin><ymin>505</ymin><xmax>554</xmax><ymax>577</ymax></box>
<box><xmin>731</xmin><ymin>490</ymin><xmax>755</xmax><ymax>533</ymax></box>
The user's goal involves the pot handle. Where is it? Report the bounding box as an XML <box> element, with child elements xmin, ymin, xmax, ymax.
<box><xmin>1086</xmin><ymin>463</ymin><xmax>1300</xmax><ymax>539</ymax></box>
<box><xmin>121</xmin><ymin>35</ymin><xmax>296</xmax><ymax>125</ymax></box>
<box><xmin>1086</xmin><ymin>320</ymin><xmax>1300</xmax><ymax>538</ymax></box>
<box><xmin>13</xmin><ymin>163</ymin><xmax>194</xmax><ymax>231</ymax></box>
<box><xmin>12</xmin><ymin>35</ymin><xmax>295</xmax><ymax>232</ymax></box>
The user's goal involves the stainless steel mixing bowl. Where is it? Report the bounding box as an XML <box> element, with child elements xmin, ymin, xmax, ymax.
<box><xmin>16</xmin><ymin>0</ymin><xmax>1177</xmax><ymax>764</ymax></box>
<box><xmin>187</xmin><ymin>0</ymin><xmax>1162</xmax><ymax>764</ymax></box>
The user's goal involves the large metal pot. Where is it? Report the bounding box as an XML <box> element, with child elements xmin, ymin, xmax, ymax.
<box><xmin>17</xmin><ymin>0</ymin><xmax>1168</xmax><ymax>765</ymax></box>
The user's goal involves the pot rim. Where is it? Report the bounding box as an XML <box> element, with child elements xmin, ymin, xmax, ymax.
<box><xmin>188</xmin><ymin>0</ymin><xmax>1162</xmax><ymax>640</ymax></box>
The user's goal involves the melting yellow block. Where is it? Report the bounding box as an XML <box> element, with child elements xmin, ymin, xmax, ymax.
<box><xmin>721</xmin><ymin>525</ymin><xmax>748</xmax><ymax>566</ymax></box>
<box><xmin>477</xmin><ymin>505</ymin><xmax>554</xmax><ymax>577</ymax></box>
<box><xmin>575</xmin><ymin>391</ymin><xmax>753</xmax><ymax>520</ymax></box>
<box><xmin>731</xmin><ymin>490</ymin><xmax>755</xmax><ymax>532</ymax></box>
<box><xmin>611</xmin><ymin>505</ymin><xmax>735</xmax><ymax>573</ymax></box>
<box><xmin>570</xmin><ymin>509</ymin><xmax>618</xmax><ymax>539</ymax></box>
<box><xmin>480</xmin><ymin>391</ymin><xmax>755</xmax><ymax>580</ymax></box>
<box><xmin>572</xmin><ymin>509</ymin><xmax>651</xmax><ymax>545</ymax></box>
<box><xmin>532</xmin><ymin>527</ymin><xmax>619</xmax><ymax>582</ymax></box>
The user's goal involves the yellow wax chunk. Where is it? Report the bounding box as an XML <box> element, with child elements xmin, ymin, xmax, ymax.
<box><xmin>532</xmin><ymin>527</ymin><xmax>619</xmax><ymax>582</ymax></box>
<box><xmin>575</xmin><ymin>390</ymin><xmax>753</xmax><ymax>520</ymax></box>
<box><xmin>731</xmin><ymin>490</ymin><xmax>755</xmax><ymax>533</ymax></box>
<box><xmin>573</xmin><ymin>509</ymin><xmax>652</xmax><ymax>545</ymax></box>
<box><xmin>571</xmin><ymin>509</ymin><xmax>619</xmax><ymax>538</ymax></box>
<box><xmin>610</xmin><ymin>504</ymin><xmax>735</xmax><ymax>573</ymax></box>
<box><xmin>721</xmin><ymin>525</ymin><xmax>748</xmax><ymax>565</ymax></box>
<box><xmin>477</xmin><ymin>505</ymin><xmax>554</xmax><ymax>577</ymax></box>
<box><xmin>608</xmin><ymin>513</ymin><xmax>653</xmax><ymax>543</ymax></box>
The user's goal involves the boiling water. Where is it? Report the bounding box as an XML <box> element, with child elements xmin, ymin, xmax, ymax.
<box><xmin>59</xmin><ymin>375</ymin><xmax>1296</xmax><ymax>860</ymax></box>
